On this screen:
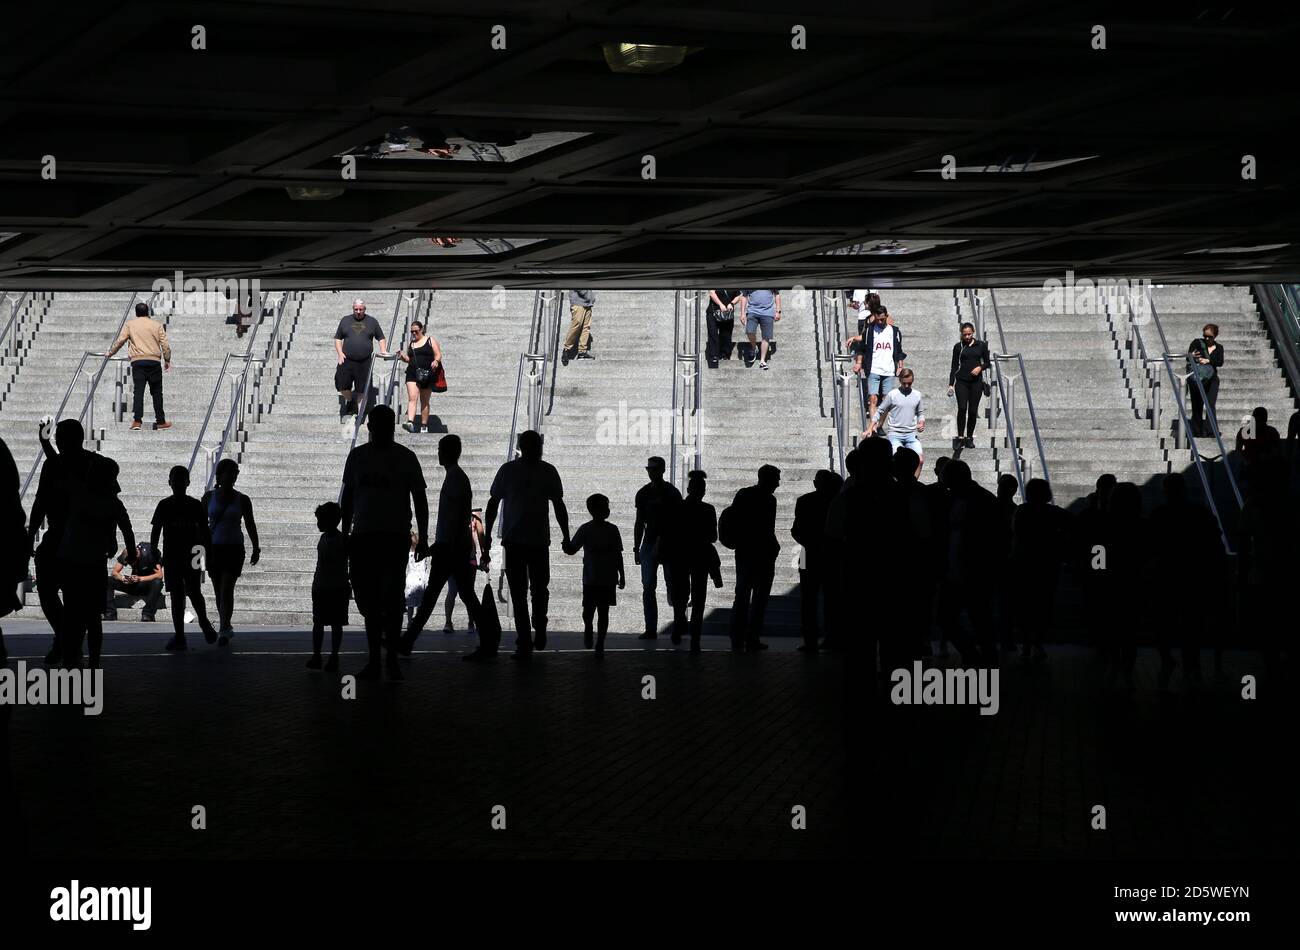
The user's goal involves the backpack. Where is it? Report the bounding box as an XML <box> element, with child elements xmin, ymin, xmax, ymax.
<box><xmin>717</xmin><ymin>504</ymin><xmax>740</xmax><ymax>550</ymax></box>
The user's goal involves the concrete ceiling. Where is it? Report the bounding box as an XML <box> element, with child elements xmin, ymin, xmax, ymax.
<box><xmin>2</xmin><ymin>0</ymin><xmax>1298</xmax><ymax>289</ymax></box>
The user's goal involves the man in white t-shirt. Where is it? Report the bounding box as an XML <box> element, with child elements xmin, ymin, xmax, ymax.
<box><xmin>486</xmin><ymin>429</ymin><xmax>570</xmax><ymax>658</ymax></box>
<box><xmin>341</xmin><ymin>405</ymin><xmax>428</xmax><ymax>681</ymax></box>
<box><xmin>853</xmin><ymin>311</ymin><xmax>907</xmax><ymax>423</ymax></box>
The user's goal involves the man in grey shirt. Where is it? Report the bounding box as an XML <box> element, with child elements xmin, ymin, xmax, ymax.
<box><xmin>864</xmin><ymin>367</ymin><xmax>926</xmax><ymax>472</ymax></box>
<box><xmin>563</xmin><ymin>289</ymin><xmax>596</xmax><ymax>363</ymax></box>
<box><xmin>334</xmin><ymin>298</ymin><xmax>388</xmax><ymax>420</ymax></box>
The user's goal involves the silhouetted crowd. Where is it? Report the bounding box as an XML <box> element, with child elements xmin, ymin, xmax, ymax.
<box><xmin>1</xmin><ymin>399</ymin><xmax>1297</xmax><ymax>687</ymax></box>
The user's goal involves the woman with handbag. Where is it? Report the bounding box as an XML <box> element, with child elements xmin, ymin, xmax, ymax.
<box><xmin>948</xmin><ymin>321</ymin><xmax>992</xmax><ymax>449</ymax></box>
<box><xmin>398</xmin><ymin>320</ymin><xmax>444</xmax><ymax>433</ymax></box>
<box><xmin>1188</xmin><ymin>323</ymin><xmax>1224</xmax><ymax>437</ymax></box>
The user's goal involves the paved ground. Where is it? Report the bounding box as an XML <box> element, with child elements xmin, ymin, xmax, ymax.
<box><xmin>1</xmin><ymin>622</ymin><xmax>1293</xmax><ymax>861</ymax></box>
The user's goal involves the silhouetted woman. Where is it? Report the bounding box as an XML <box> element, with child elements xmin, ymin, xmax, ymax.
<box><xmin>398</xmin><ymin>320</ymin><xmax>443</xmax><ymax>433</ymax></box>
<box><xmin>201</xmin><ymin>459</ymin><xmax>260</xmax><ymax>645</ymax></box>
<box><xmin>948</xmin><ymin>322</ymin><xmax>991</xmax><ymax>449</ymax></box>
<box><xmin>1188</xmin><ymin>323</ymin><xmax>1224</xmax><ymax>437</ymax></box>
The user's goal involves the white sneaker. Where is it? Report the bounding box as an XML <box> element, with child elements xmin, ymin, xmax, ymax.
<box><xmin>759</xmin><ymin>361</ymin><xmax>770</xmax><ymax>370</ymax></box>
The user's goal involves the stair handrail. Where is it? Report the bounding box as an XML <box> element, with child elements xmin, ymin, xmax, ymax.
<box><xmin>1251</xmin><ymin>284</ymin><xmax>1300</xmax><ymax>405</ymax></box>
<box><xmin>669</xmin><ymin>291</ymin><xmax>704</xmax><ymax>492</ymax></box>
<box><xmin>19</xmin><ymin>291</ymin><xmax>152</xmax><ymax>501</ymax></box>
<box><xmin>980</xmin><ymin>289</ymin><xmax>1052</xmax><ymax>500</ymax></box>
<box><xmin>1138</xmin><ymin>285</ymin><xmax>1243</xmax><ymax>509</ymax></box>
<box><xmin>191</xmin><ymin>290</ymin><xmax>293</xmax><ymax>492</ymax></box>
<box><xmin>505</xmin><ymin>290</ymin><xmax>548</xmax><ymax>462</ymax></box>
<box><xmin>1121</xmin><ymin>289</ymin><xmax>1238</xmax><ymax>554</ymax></box>
<box><xmin>0</xmin><ymin>292</ymin><xmax>32</xmax><ymax>363</ymax></box>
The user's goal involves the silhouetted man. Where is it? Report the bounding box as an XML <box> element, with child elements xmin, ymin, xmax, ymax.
<box><xmin>891</xmin><ymin>449</ymin><xmax>942</xmax><ymax>664</ymax></box>
<box><xmin>486</xmin><ymin>429</ymin><xmax>569</xmax><ymax>659</ymax></box>
<box><xmin>1011</xmin><ymin>478</ymin><xmax>1072</xmax><ymax>662</ymax></box>
<box><xmin>664</xmin><ymin>469</ymin><xmax>722</xmax><ymax>651</ymax></box>
<box><xmin>727</xmin><ymin>464</ymin><xmax>781</xmax><ymax>650</ymax></box>
<box><xmin>402</xmin><ymin>435</ymin><xmax>496</xmax><ymax>661</ymax></box>
<box><xmin>28</xmin><ymin>419</ymin><xmax>134</xmax><ymax>668</ymax></box>
<box><xmin>936</xmin><ymin>459</ymin><xmax>997</xmax><ymax>666</ymax></box>
<box><xmin>792</xmin><ymin>469</ymin><xmax>842</xmax><ymax>653</ymax></box>
<box><xmin>1150</xmin><ymin>472</ymin><xmax>1224</xmax><ymax>684</ymax></box>
<box><xmin>341</xmin><ymin>405</ymin><xmax>427</xmax><ymax>680</ymax></box>
<box><xmin>633</xmin><ymin>456</ymin><xmax>682</xmax><ymax>640</ymax></box>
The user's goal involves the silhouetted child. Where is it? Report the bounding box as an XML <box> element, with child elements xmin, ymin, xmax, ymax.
<box><xmin>561</xmin><ymin>493</ymin><xmax>625</xmax><ymax>653</ymax></box>
<box><xmin>309</xmin><ymin>502</ymin><xmax>349</xmax><ymax>671</ymax></box>
<box><xmin>150</xmin><ymin>466</ymin><xmax>219</xmax><ymax>650</ymax></box>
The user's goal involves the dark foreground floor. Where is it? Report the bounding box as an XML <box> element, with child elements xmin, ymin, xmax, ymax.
<box><xmin>1</xmin><ymin>624</ymin><xmax>1294</xmax><ymax>861</ymax></box>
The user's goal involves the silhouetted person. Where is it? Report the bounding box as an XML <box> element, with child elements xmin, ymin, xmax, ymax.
<box><xmin>1150</xmin><ymin>472</ymin><xmax>1224</xmax><ymax>685</ymax></box>
<box><xmin>1011</xmin><ymin>478</ymin><xmax>1072</xmax><ymax>662</ymax></box>
<box><xmin>725</xmin><ymin>465</ymin><xmax>781</xmax><ymax>651</ymax></box>
<box><xmin>792</xmin><ymin>470</ymin><xmax>843</xmax><ymax>653</ymax></box>
<box><xmin>402</xmin><ymin>435</ymin><xmax>494</xmax><ymax>660</ymax></box>
<box><xmin>200</xmin><ymin>459</ymin><xmax>260</xmax><ymax>645</ymax></box>
<box><xmin>308</xmin><ymin>502</ymin><xmax>348</xmax><ymax>672</ymax></box>
<box><xmin>992</xmin><ymin>473</ymin><xmax>1019</xmax><ymax>652</ymax></box>
<box><xmin>0</xmin><ymin>436</ymin><xmax>26</xmax><ymax>665</ymax></box>
<box><xmin>664</xmin><ymin>470</ymin><xmax>722</xmax><ymax>652</ymax></box>
<box><xmin>1236</xmin><ymin>406</ymin><xmax>1281</xmax><ymax>487</ymax></box>
<box><xmin>562</xmin><ymin>493</ymin><xmax>625</xmax><ymax>653</ymax></box>
<box><xmin>936</xmin><ymin>459</ymin><xmax>998</xmax><ymax>666</ymax></box>
<box><xmin>633</xmin><ymin>456</ymin><xmax>682</xmax><ymax>640</ymax></box>
<box><xmin>29</xmin><ymin>420</ymin><xmax>134</xmax><ymax>668</ymax></box>
<box><xmin>485</xmin><ymin>429</ymin><xmax>569</xmax><ymax>659</ymax></box>
<box><xmin>1102</xmin><ymin>482</ymin><xmax>1147</xmax><ymax>689</ymax></box>
<box><xmin>151</xmin><ymin>466</ymin><xmax>219</xmax><ymax>650</ymax></box>
<box><xmin>103</xmin><ymin>541</ymin><xmax>164</xmax><ymax>621</ymax></box>
<box><xmin>341</xmin><ymin>404</ymin><xmax>428</xmax><ymax>680</ymax></box>
<box><xmin>1237</xmin><ymin>456</ymin><xmax>1297</xmax><ymax>676</ymax></box>
<box><xmin>892</xmin><ymin>449</ymin><xmax>942</xmax><ymax>664</ymax></box>
<box><xmin>826</xmin><ymin>439</ymin><xmax>904</xmax><ymax>671</ymax></box>
<box><xmin>1074</xmin><ymin>473</ymin><xmax>1117</xmax><ymax>657</ymax></box>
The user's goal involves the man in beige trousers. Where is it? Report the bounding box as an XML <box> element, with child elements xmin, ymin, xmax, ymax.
<box><xmin>107</xmin><ymin>301</ymin><xmax>172</xmax><ymax>430</ymax></box>
<box><xmin>561</xmin><ymin>289</ymin><xmax>596</xmax><ymax>364</ymax></box>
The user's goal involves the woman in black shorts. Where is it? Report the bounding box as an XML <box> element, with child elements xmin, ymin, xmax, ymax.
<box><xmin>398</xmin><ymin>320</ymin><xmax>443</xmax><ymax>433</ymax></box>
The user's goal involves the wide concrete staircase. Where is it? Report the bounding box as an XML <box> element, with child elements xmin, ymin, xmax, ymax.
<box><xmin>988</xmin><ymin>287</ymin><xmax>1174</xmax><ymax>510</ymax></box>
<box><xmin>229</xmin><ymin>289</ymin><xmax>532</xmax><ymax>627</ymax></box>
<box><xmin>699</xmin><ymin>288</ymin><xmax>831</xmax><ymax>638</ymax></box>
<box><xmin>1151</xmin><ymin>284</ymin><xmax>1295</xmax><ymax>447</ymax></box>
<box><xmin>878</xmin><ymin>289</ymin><xmax>1005</xmax><ymax>491</ymax></box>
<box><xmin>3</xmin><ymin>293</ymin><xmax>137</xmax><ymax>498</ymax></box>
<box><xmin>524</xmin><ymin>290</ymin><xmax>678</xmax><ymax>635</ymax></box>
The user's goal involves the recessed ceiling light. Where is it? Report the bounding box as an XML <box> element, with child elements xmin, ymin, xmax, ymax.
<box><xmin>285</xmin><ymin>186</ymin><xmax>345</xmax><ymax>201</ymax></box>
<box><xmin>602</xmin><ymin>43</ymin><xmax>690</xmax><ymax>74</ymax></box>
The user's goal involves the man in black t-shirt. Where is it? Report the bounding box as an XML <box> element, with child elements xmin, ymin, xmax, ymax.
<box><xmin>104</xmin><ymin>542</ymin><xmax>164</xmax><ymax>621</ymax></box>
<box><xmin>334</xmin><ymin>298</ymin><xmax>388</xmax><ymax>421</ymax></box>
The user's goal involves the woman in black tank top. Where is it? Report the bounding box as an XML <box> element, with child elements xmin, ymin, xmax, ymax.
<box><xmin>398</xmin><ymin>320</ymin><xmax>443</xmax><ymax>433</ymax></box>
